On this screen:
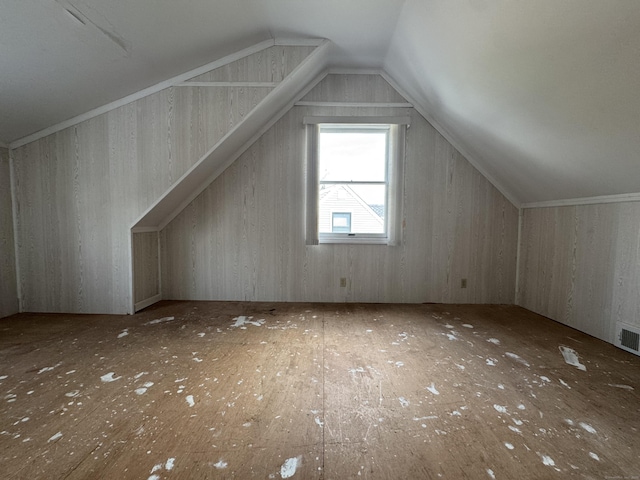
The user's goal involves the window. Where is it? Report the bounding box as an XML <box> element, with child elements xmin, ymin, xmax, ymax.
<box><xmin>304</xmin><ymin>116</ymin><xmax>408</xmax><ymax>245</ymax></box>
<box><xmin>332</xmin><ymin>212</ymin><xmax>352</xmax><ymax>233</ymax></box>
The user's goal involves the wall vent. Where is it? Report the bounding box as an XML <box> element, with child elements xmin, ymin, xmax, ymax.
<box><xmin>615</xmin><ymin>322</ymin><xmax>640</xmax><ymax>356</ymax></box>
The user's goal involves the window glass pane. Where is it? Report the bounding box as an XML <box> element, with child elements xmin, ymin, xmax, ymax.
<box><xmin>318</xmin><ymin>184</ymin><xmax>386</xmax><ymax>234</ymax></box>
<box><xmin>319</xmin><ymin>129</ymin><xmax>387</xmax><ymax>182</ymax></box>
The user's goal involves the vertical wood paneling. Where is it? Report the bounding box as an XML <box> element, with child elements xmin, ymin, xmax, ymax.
<box><xmin>133</xmin><ymin>232</ymin><xmax>159</xmax><ymax>304</ymax></box>
<box><xmin>12</xmin><ymin>46</ymin><xmax>315</xmax><ymax>314</ymax></box>
<box><xmin>161</xmin><ymin>75</ymin><xmax>519</xmax><ymax>304</ymax></box>
<box><xmin>0</xmin><ymin>148</ymin><xmax>18</xmax><ymax>318</ymax></box>
<box><xmin>300</xmin><ymin>74</ymin><xmax>408</xmax><ymax>103</ymax></box>
<box><xmin>518</xmin><ymin>203</ymin><xmax>640</xmax><ymax>344</ymax></box>
<box><xmin>188</xmin><ymin>46</ymin><xmax>315</xmax><ymax>83</ymax></box>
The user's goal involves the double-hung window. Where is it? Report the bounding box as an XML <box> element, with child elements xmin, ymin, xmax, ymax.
<box><xmin>304</xmin><ymin>116</ymin><xmax>409</xmax><ymax>245</ymax></box>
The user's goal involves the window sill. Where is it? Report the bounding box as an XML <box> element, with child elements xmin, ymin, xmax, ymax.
<box><xmin>318</xmin><ymin>235</ymin><xmax>389</xmax><ymax>245</ymax></box>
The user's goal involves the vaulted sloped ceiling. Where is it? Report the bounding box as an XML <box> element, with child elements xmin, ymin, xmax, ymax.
<box><xmin>2</xmin><ymin>0</ymin><xmax>639</xmax><ymax>205</ymax></box>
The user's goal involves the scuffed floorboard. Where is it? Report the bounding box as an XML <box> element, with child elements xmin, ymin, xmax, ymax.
<box><xmin>0</xmin><ymin>302</ymin><xmax>638</xmax><ymax>479</ymax></box>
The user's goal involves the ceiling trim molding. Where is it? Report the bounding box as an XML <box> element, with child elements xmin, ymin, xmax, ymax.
<box><xmin>10</xmin><ymin>39</ymin><xmax>323</xmax><ymax>150</ymax></box>
<box><xmin>522</xmin><ymin>192</ymin><xmax>640</xmax><ymax>209</ymax></box>
<box><xmin>380</xmin><ymin>71</ymin><xmax>522</xmax><ymax>209</ymax></box>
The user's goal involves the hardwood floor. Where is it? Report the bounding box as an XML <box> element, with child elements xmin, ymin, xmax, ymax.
<box><xmin>1</xmin><ymin>302</ymin><xmax>639</xmax><ymax>479</ymax></box>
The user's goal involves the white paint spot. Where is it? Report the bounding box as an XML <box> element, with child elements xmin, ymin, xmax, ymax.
<box><xmin>486</xmin><ymin>468</ymin><xmax>496</xmax><ymax>479</ymax></box>
<box><xmin>607</xmin><ymin>384</ymin><xmax>634</xmax><ymax>391</ymax></box>
<box><xmin>589</xmin><ymin>452</ymin><xmax>600</xmax><ymax>461</ymax></box>
<box><xmin>395</xmin><ymin>361</ymin><xmax>404</xmax><ymax>367</ymax></box>
<box><xmin>135</xmin><ymin>388</ymin><xmax>148</xmax><ymax>395</ymax></box>
<box><xmin>315</xmin><ymin>417</ymin><xmax>324</xmax><ymax>427</ymax></box>
<box><xmin>565</xmin><ymin>419</ymin><xmax>574</xmax><ymax>426</ymax></box>
<box><xmin>517</xmin><ymin>404</ymin><xmax>525</xmax><ymax>410</ymax></box>
<box><xmin>151</xmin><ymin>464</ymin><xmax>162</xmax><ymax>473</ymax></box>
<box><xmin>445</xmin><ymin>324</ymin><xmax>455</xmax><ymax>329</ymax></box>
<box><xmin>147</xmin><ymin>476</ymin><xmax>160</xmax><ymax>480</ymax></box>
<box><xmin>579</xmin><ymin>422</ymin><xmax>597</xmax><ymax>434</ymax></box>
<box><xmin>144</xmin><ymin>316</ymin><xmax>175</xmax><ymax>326</ymax></box>
<box><xmin>100</xmin><ymin>372</ymin><xmax>121</xmax><ymax>383</ymax></box>
<box><xmin>38</xmin><ymin>366</ymin><xmax>57</xmax><ymax>374</ymax></box>
<box><xmin>498</xmin><ymin>384</ymin><xmax>505</xmax><ymax>390</ymax></box>
<box><xmin>186</xmin><ymin>395</ymin><xmax>195</xmax><ymax>407</ymax></box>
<box><xmin>214</xmin><ymin>460</ymin><xmax>228</xmax><ymax>469</ymax></box>
<box><xmin>446</xmin><ymin>333</ymin><xmax>458</xmax><ymax>341</ymax></box>
<box><xmin>414</xmin><ymin>416</ymin><xmax>438</xmax><ymax>421</ymax></box>
<box><xmin>462</xmin><ymin>324</ymin><xmax>474</xmax><ymax>329</ymax></box>
<box><xmin>48</xmin><ymin>432</ymin><xmax>63</xmax><ymax>442</ymax></box>
<box><xmin>65</xmin><ymin>390</ymin><xmax>80</xmax><ymax>398</ymax></box>
<box><xmin>493</xmin><ymin>405</ymin><xmax>507</xmax><ymax>414</ymax></box>
<box><xmin>281</xmin><ymin>456</ymin><xmax>301</xmax><ymax>479</ymax></box>
<box><xmin>243</xmin><ymin>422</ymin><xmax>252</xmax><ymax>427</ymax></box>
<box><xmin>231</xmin><ymin>316</ymin><xmax>265</xmax><ymax>328</ymax></box>
<box><xmin>541</xmin><ymin>455</ymin><xmax>555</xmax><ymax>467</ymax></box>
<box><xmin>508</xmin><ymin>426</ymin><xmax>521</xmax><ymax>434</ymax></box>
<box><xmin>505</xmin><ymin>443</ymin><xmax>514</xmax><ymax>450</ymax></box>
<box><xmin>117</xmin><ymin>329</ymin><xmax>129</xmax><ymax>338</ymax></box>
<box><xmin>366</xmin><ymin>329</ymin><xmax>373</xmax><ymax>333</ymax></box>
<box><xmin>455</xmin><ymin>364</ymin><xmax>465</xmax><ymax>370</ymax></box>
<box><xmin>539</xmin><ymin>376</ymin><xmax>550</xmax><ymax>383</ymax></box>
<box><xmin>0</xmin><ymin>375</ymin><xmax>8</xmax><ymax>380</ymax></box>
<box><xmin>134</xmin><ymin>372</ymin><xmax>148</xmax><ymax>379</ymax></box>
<box><xmin>487</xmin><ymin>338</ymin><xmax>501</xmax><ymax>345</ymax></box>
<box><xmin>559</xmin><ymin>346</ymin><xmax>586</xmax><ymax>371</ymax></box>
<box><xmin>399</xmin><ymin>397</ymin><xmax>410</xmax><ymax>407</ymax></box>
<box><xmin>505</xmin><ymin>352</ymin><xmax>530</xmax><ymax>367</ymax></box>
<box><xmin>193</xmin><ymin>358</ymin><xmax>203</xmax><ymax>363</ymax></box>
<box><xmin>426</xmin><ymin>383</ymin><xmax>440</xmax><ymax>395</ymax></box>
<box><xmin>197</xmin><ymin>333</ymin><xmax>205</xmax><ymax>337</ymax></box>
<box><xmin>486</xmin><ymin>358</ymin><xmax>497</xmax><ymax>366</ymax></box>
<box><xmin>559</xmin><ymin>379</ymin><xmax>571</xmax><ymax>389</ymax></box>
<box><xmin>165</xmin><ymin>458</ymin><xmax>175</xmax><ymax>470</ymax></box>
<box><xmin>513</xmin><ymin>419</ymin><xmax>523</xmax><ymax>426</ymax></box>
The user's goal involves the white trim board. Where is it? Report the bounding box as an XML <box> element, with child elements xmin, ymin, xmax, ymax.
<box><xmin>380</xmin><ymin>71</ymin><xmax>522</xmax><ymax>210</ymax></box>
<box><xmin>522</xmin><ymin>192</ymin><xmax>640</xmax><ymax>209</ymax></box>
<box><xmin>9</xmin><ymin>39</ymin><xmax>324</xmax><ymax>150</ymax></box>
<box><xmin>134</xmin><ymin>294</ymin><xmax>162</xmax><ymax>313</ymax></box>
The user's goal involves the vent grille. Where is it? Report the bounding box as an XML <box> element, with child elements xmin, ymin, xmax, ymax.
<box><xmin>621</xmin><ymin>329</ymin><xmax>640</xmax><ymax>351</ymax></box>
<box><xmin>616</xmin><ymin>322</ymin><xmax>640</xmax><ymax>356</ymax></box>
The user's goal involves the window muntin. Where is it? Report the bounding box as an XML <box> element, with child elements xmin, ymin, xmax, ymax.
<box><xmin>318</xmin><ymin>125</ymin><xmax>390</xmax><ymax>241</ymax></box>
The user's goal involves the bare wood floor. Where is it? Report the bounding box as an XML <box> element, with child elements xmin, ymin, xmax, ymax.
<box><xmin>1</xmin><ymin>302</ymin><xmax>639</xmax><ymax>479</ymax></box>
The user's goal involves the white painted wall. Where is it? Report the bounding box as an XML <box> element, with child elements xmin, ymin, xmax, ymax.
<box><xmin>517</xmin><ymin>203</ymin><xmax>640</xmax><ymax>343</ymax></box>
<box><xmin>161</xmin><ymin>75</ymin><xmax>519</xmax><ymax>304</ymax></box>
<box><xmin>0</xmin><ymin>148</ymin><xmax>19</xmax><ymax>318</ymax></box>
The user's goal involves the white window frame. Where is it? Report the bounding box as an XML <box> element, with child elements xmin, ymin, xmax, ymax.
<box><xmin>304</xmin><ymin>116</ymin><xmax>408</xmax><ymax>246</ymax></box>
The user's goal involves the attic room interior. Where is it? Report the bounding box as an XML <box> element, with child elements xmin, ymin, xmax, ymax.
<box><xmin>1</xmin><ymin>1</ymin><xmax>639</xmax><ymax>478</ymax></box>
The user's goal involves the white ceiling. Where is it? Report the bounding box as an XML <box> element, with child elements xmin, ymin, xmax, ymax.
<box><xmin>2</xmin><ymin>0</ymin><xmax>639</xmax><ymax>205</ymax></box>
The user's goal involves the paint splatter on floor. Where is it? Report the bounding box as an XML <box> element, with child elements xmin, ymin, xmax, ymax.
<box><xmin>100</xmin><ymin>372</ymin><xmax>121</xmax><ymax>383</ymax></box>
<box><xmin>231</xmin><ymin>316</ymin><xmax>266</xmax><ymax>328</ymax></box>
<box><xmin>213</xmin><ymin>460</ymin><xmax>228</xmax><ymax>469</ymax></box>
<box><xmin>559</xmin><ymin>346</ymin><xmax>586</xmax><ymax>371</ymax></box>
<box><xmin>186</xmin><ymin>395</ymin><xmax>195</xmax><ymax>407</ymax></box>
<box><xmin>280</xmin><ymin>456</ymin><xmax>301</xmax><ymax>479</ymax></box>
<box><xmin>426</xmin><ymin>383</ymin><xmax>439</xmax><ymax>395</ymax></box>
<box><xmin>144</xmin><ymin>316</ymin><xmax>175</xmax><ymax>326</ymax></box>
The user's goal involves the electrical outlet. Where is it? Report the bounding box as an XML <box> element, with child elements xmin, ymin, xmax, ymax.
<box><xmin>340</xmin><ymin>278</ymin><xmax>347</xmax><ymax>288</ymax></box>
<box><xmin>461</xmin><ymin>278</ymin><xmax>467</xmax><ymax>288</ymax></box>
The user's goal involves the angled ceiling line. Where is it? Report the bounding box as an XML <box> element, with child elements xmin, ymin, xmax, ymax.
<box><xmin>380</xmin><ymin>71</ymin><xmax>523</xmax><ymax>209</ymax></box>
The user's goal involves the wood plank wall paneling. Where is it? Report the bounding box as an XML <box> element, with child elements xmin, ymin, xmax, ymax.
<box><xmin>161</xmin><ymin>75</ymin><xmax>519</xmax><ymax>304</ymax></box>
<box><xmin>11</xmin><ymin>46</ymin><xmax>314</xmax><ymax>314</ymax></box>
<box><xmin>517</xmin><ymin>203</ymin><xmax>640</xmax><ymax>343</ymax></box>
<box><xmin>132</xmin><ymin>232</ymin><xmax>159</xmax><ymax>304</ymax></box>
<box><xmin>300</xmin><ymin>74</ymin><xmax>407</xmax><ymax>104</ymax></box>
<box><xmin>0</xmin><ymin>148</ymin><xmax>18</xmax><ymax>318</ymax></box>
<box><xmin>188</xmin><ymin>46</ymin><xmax>316</xmax><ymax>83</ymax></box>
